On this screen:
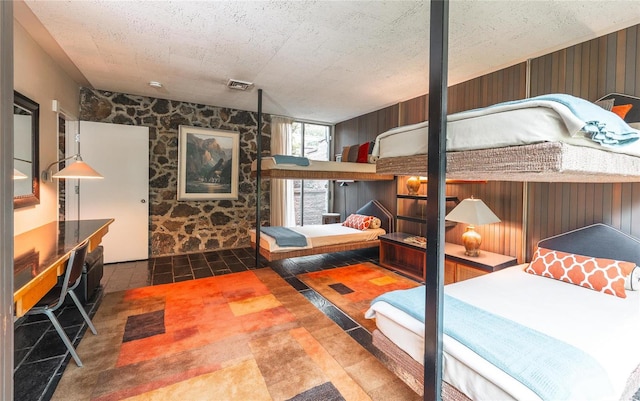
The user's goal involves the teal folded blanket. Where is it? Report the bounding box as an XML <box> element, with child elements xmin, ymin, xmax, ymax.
<box><xmin>370</xmin><ymin>287</ymin><xmax>613</xmax><ymax>400</ymax></box>
<box><xmin>260</xmin><ymin>226</ymin><xmax>307</xmax><ymax>247</ymax></box>
<box><xmin>502</xmin><ymin>94</ymin><xmax>639</xmax><ymax>147</ymax></box>
<box><xmin>271</xmin><ymin>155</ymin><xmax>310</xmax><ymax>166</ymax></box>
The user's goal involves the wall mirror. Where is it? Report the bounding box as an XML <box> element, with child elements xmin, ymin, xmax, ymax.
<box><xmin>14</xmin><ymin>91</ymin><xmax>40</xmax><ymax>208</ymax></box>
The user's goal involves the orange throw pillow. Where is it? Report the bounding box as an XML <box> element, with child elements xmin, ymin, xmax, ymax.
<box><xmin>525</xmin><ymin>247</ymin><xmax>636</xmax><ymax>298</ymax></box>
<box><xmin>342</xmin><ymin>214</ymin><xmax>373</xmax><ymax>230</ymax></box>
<box><xmin>612</xmin><ymin>104</ymin><xmax>633</xmax><ymax>120</ymax></box>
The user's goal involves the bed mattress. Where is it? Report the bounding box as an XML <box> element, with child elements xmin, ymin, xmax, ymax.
<box><xmin>251</xmin><ymin>157</ymin><xmax>393</xmax><ymax>181</ymax></box>
<box><xmin>250</xmin><ymin>224</ymin><xmax>385</xmax><ymax>253</ymax></box>
<box><xmin>366</xmin><ymin>265</ymin><xmax>640</xmax><ymax>400</ymax></box>
<box><xmin>372</xmin><ymin>98</ymin><xmax>640</xmax><ymax>182</ymax></box>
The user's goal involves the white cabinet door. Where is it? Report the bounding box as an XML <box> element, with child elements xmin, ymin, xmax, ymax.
<box><xmin>75</xmin><ymin>121</ymin><xmax>149</xmax><ymax>263</ymax></box>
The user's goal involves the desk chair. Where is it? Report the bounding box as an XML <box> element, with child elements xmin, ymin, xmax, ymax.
<box><xmin>25</xmin><ymin>239</ymin><xmax>98</xmax><ymax>367</ymax></box>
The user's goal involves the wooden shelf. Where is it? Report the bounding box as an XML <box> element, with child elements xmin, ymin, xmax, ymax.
<box><xmin>378</xmin><ymin>232</ymin><xmax>518</xmax><ymax>283</ymax></box>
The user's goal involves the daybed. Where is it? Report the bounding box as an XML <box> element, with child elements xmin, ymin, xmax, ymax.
<box><xmin>250</xmin><ymin>200</ymin><xmax>394</xmax><ymax>261</ymax></box>
<box><xmin>366</xmin><ymin>223</ymin><xmax>640</xmax><ymax>400</ymax></box>
<box><xmin>373</xmin><ymin>94</ymin><xmax>640</xmax><ymax>182</ymax></box>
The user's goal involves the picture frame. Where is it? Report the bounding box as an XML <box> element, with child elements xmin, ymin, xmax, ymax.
<box><xmin>177</xmin><ymin>126</ymin><xmax>240</xmax><ymax>200</ymax></box>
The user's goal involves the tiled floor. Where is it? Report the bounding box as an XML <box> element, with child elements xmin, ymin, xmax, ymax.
<box><xmin>13</xmin><ymin>246</ymin><xmax>388</xmax><ymax>401</ymax></box>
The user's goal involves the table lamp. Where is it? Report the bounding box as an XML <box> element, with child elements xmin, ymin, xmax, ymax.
<box><xmin>445</xmin><ymin>197</ymin><xmax>500</xmax><ymax>257</ymax></box>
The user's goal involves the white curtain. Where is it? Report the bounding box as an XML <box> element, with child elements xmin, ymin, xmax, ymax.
<box><xmin>270</xmin><ymin>116</ymin><xmax>296</xmax><ymax>227</ymax></box>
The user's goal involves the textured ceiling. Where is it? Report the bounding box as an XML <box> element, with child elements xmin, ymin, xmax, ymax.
<box><xmin>21</xmin><ymin>0</ymin><xmax>640</xmax><ymax>124</ymax></box>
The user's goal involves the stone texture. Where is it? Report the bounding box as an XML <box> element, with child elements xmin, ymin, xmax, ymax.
<box><xmin>80</xmin><ymin>88</ymin><xmax>271</xmax><ymax>257</ymax></box>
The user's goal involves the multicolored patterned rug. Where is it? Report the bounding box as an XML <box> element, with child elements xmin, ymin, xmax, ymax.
<box><xmin>297</xmin><ymin>263</ymin><xmax>420</xmax><ymax>333</ymax></box>
<box><xmin>52</xmin><ymin>268</ymin><xmax>419</xmax><ymax>401</ymax></box>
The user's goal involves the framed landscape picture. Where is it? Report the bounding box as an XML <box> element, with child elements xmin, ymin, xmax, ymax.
<box><xmin>177</xmin><ymin>126</ymin><xmax>239</xmax><ymax>200</ymax></box>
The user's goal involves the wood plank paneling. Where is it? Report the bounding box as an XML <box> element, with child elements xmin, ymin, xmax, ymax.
<box><xmin>336</xmin><ymin>24</ymin><xmax>640</xmax><ymax>262</ymax></box>
<box><xmin>527</xmin><ymin>24</ymin><xmax>640</xmax><ymax>259</ymax></box>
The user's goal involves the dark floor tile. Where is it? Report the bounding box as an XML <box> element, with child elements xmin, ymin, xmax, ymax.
<box><xmin>174</xmin><ymin>275</ymin><xmax>194</xmax><ymax>282</ymax></box>
<box><xmin>172</xmin><ymin>255</ymin><xmax>190</xmax><ymax>265</ymax></box>
<box><xmin>14</xmin><ymin>321</ymin><xmax>48</xmax><ymax>350</ymax></box>
<box><xmin>190</xmin><ymin>259</ymin><xmax>209</xmax><ymax>269</ymax></box>
<box><xmin>321</xmin><ymin>304</ymin><xmax>358</xmax><ymax>331</ymax></box>
<box><xmin>55</xmin><ymin>306</ymin><xmax>90</xmax><ymax>328</ymax></box>
<box><xmin>14</xmin><ymin>357</ymin><xmax>64</xmax><ymax>401</ymax></box>
<box><xmin>24</xmin><ymin>331</ymin><xmax>70</xmax><ymax>363</ymax></box>
<box><xmin>193</xmin><ymin>267</ymin><xmax>214</xmax><ymax>279</ymax></box>
<box><xmin>153</xmin><ymin>256</ymin><xmax>172</xmax><ymax>264</ymax></box>
<box><xmin>213</xmin><ymin>269</ymin><xmax>232</xmax><ymax>276</ymax></box>
<box><xmin>284</xmin><ymin>277</ymin><xmax>309</xmax><ymax>291</ymax></box>
<box><xmin>188</xmin><ymin>253</ymin><xmax>205</xmax><ymax>261</ymax></box>
<box><xmin>209</xmin><ymin>260</ymin><xmax>227</xmax><ymax>270</ymax></box>
<box><xmin>173</xmin><ymin>264</ymin><xmax>192</xmax><ymax>277</ymax></box>
<box><xmin>227</xmin><ymin>263</ymin><xmax>248</xmax><ymax>273</ymax></box>
<box><xmin>222</xmin><ymin>255</ymin><xmax>242</xmax><ymax>265</ymax></box>
<box><xmin>300</xmin><ymin>289</ymin><xmax>332</xmax><ymax>310</ymax></box>
<box><xmin>219</xmin><ymin>249</ymin><xmax>235</xmax><ymax>256</ymax></box>
<box><xmin>347</xmin><ymin>327</ymin><xmax>378</xmax><ymax>354</ymax></box>
<box><xmin>14</xmin><ymin>348</ymin><xmax>30</xmax><ymax>371</ymax></box>
<box><xmin>204</xmin><ymin>252</ymin><xmax>221</xmax><ymax>262</ymax></box>
<box><xmin>154</xmin><ymin>262</ymin><xmax>173</xmax><ymax>274</ymax></box>
<box><xmin>152</xmin><ymin>273</ymin><xmax>173</xmax><ymax>285</ymax></box>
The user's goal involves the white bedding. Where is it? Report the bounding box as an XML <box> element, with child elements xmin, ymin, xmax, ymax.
<box><xmin>250</xmin><ymin>223</ymin><xmax>385</xmax><ymax>253</ymax></box>
<box><xmin>251</xmin><ymin>157</ymin><xmax>377</xmax><ymax>173</ymax></box>
<box><xmin>372</xmin><ymin>100</ymin><xmax>640</xmax><ymax>159</ymax></box>
<box><xmin>366</xmin><ymin>265</ymin><xmax>640</xmax><ymax>400</ymax></box>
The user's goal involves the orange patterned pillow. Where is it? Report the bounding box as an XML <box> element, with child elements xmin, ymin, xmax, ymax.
<box><xmin>525</xmin><ymin>247</ymin><xmax>636</xmax><ymax>298</ymax></box>
<box><xmin>342</xmin><ymin>214</ymin><xmax>373</xmax><ymax>230</ymax></box>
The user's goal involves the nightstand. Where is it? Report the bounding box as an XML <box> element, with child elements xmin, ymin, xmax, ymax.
<box><xmin>322</xmin><ymin>213</ymin><xmax>341</xmax><ymax>224</ymax></box>
<box><xmin>378</xmin><ymin>232</ymin><xmax>518</xmax><ymax>282</ymax></box>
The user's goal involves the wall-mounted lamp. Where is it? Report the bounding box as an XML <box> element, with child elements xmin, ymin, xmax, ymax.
<box><xmin>445</xmin><ymin>197</ymin><xmax>500</xmax><ymax>257</ymax></box>
<box><xmin>42</xmin><ymin>154</ymin><xmax>103</xmax><ymax>182</ymax></box>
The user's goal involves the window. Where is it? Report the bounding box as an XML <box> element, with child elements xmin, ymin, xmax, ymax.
<box><xmin>291</xmin><ymin>122</ymin><xmax>330</xmax><ymax>225</ymax></box>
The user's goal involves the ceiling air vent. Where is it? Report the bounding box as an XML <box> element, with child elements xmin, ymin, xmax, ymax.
<box><xmin>226</xmin><ymin>79</ymin><xmax>253</xmax><ymax>91</ymax></box>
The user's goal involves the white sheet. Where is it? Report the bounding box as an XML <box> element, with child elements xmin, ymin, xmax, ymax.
<box><xmin>251</xmin><ymin>157</ymin><xmax>377</xmax><ymax>173</ymax></box>
<box><xmin>366</xmin><ymin>265</ymin><xmax>640</xmax><ymax>400</ymax></box>
<box><xmin>372</xmin><ymin>101</ymin><xmax>640</xmax><ymax>158</ymax></box>
<box><xmin>250</xmin><ymin>223</ymin><xmax>385</xmax><ymax>253</ymax></box>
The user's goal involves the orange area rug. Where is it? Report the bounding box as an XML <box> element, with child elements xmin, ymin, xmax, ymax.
<box><xmin>297</xmin><ymin>263</ymin><xmax>420</xmax><ymax>333</ymax></box>
<box><xmin>51</xmin><ymin>268</ymin><xmax>419</xmax><ymax>401</ymax></box>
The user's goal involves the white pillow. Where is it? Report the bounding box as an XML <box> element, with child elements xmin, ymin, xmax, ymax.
<box><xmin>626</xmin><ymin>265</ymin><xmax>640</xmax><ymax>290</ymax></box>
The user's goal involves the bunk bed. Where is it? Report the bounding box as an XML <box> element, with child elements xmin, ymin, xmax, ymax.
<box><xmin>365</xmin><ymin>223</ymin><xmax>640</xmax><ymax>400</ymax></box>
<box><xmin>373</xmin><ymin>94</ymin><xmax>640</xmax><ymax>182</ymax></box>
<box><xmin>250</xmin><ymin>200</ymin><xmax>394</xmax><ymax>261</ymax></box>
<box><xmin>251</xmin><ymin>156</ymin><xmax>394</xmax><ymax>181</ymax></box>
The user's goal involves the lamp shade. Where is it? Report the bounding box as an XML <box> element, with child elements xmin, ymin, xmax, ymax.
<box><xmin>52</xmin><ymin>159</ymin><xmax>103</xmax><ymax>179</ymax></box>
<box><xmin>445</xmin><ymin>198</ymin><xmax>500</xmax><ymax>225</ymax></box>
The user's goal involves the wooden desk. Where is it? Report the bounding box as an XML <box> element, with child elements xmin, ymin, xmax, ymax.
<box><xmin>13</xmin><ymin>219</ymin><xmax>114</xmax><ymax>318</ymax></box>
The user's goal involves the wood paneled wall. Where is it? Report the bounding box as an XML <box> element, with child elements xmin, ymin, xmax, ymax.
<box><xmin>335</xmin><ymin>24</ymin><xmax>640</xmax><ymax>263</ymax></box>
<box><xmin>526</xmin><ymin>24</ymin><xmax>640</xmax><ymax>259</ymax></box>
<box><xmin>334</xmin><ymin>106</ymin><xmax>398</xmax><ymax>218</ymax></box>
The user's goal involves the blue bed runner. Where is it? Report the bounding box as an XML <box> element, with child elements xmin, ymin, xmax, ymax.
<box><xmin>260</xmin><ymin>227</ymin><xmax>307</xmax><ymax>247</ymax></box>
<box><xmin>271</xmin><ymin>155</ymin><xmax>310</xmax><ymax>166</ymax></box>
<box><xmin>371</xmin><ymin>287</ymin><xmax>613</xmax><ymax>400</ymax></box>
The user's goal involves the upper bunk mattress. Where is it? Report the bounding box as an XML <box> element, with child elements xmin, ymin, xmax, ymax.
<box><xmin>373</xmin><ymin>95</ymin><xmax>640</xmax><ymax>182</ymax></box>
<box><xmin>251</xmin><ymin>157</ymin><xmax>393</xmax><ymax>181</ymax></box>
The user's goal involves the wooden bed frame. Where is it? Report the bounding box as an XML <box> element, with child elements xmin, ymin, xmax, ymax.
<box><xmin>372</xmin><ymin>329</ymin><xmax>471</xmax><ymax>400</ymax></box>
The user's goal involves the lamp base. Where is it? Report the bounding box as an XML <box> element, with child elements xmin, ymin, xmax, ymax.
<box><xmin>461</xmin><ymin>225</ymin><xmax>482</xmax><ymax>257</ymax></box>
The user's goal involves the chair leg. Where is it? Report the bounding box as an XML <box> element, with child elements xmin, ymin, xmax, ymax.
<box><xmin>44</xmin><ymin>310</ymin><xmax>83</xmax><ymax>367</ymax></box>
<box><xmin>68</xmin><ymin>290</ymin><xmax>98</xmax><ymax>335</ymax></box>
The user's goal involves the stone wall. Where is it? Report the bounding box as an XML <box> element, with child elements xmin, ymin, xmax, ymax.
<box><xmin>79</xmin><ymin>88</ymin><xmax>271</xmax><ymax>257</ymax></box>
